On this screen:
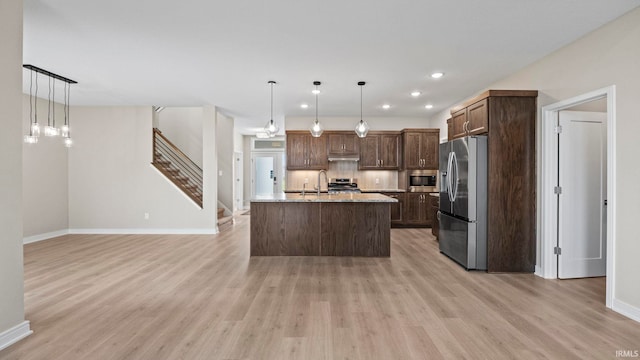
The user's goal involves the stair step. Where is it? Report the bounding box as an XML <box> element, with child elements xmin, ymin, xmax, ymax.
<box><xmin>155</xmin><ymin>160</ymin><xmax>171</xmax><ymax>167</ymax></box>
<box><xmin>218</xmin><ymin>215</ymin><xmax>234</xmax><ymax>231</ymax></box>
<box><xmin>217</xmin><ymin>208</ymin><xmax>225</xmax><ymax>219</ymax></box>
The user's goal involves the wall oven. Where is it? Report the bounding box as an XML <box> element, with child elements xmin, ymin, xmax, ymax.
<box><xmin>408</xmin><ymin>170</ymin><xmax>438</xmax><ymax>192</ymax></box>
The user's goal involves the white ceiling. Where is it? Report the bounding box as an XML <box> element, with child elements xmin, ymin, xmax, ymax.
<box><xmin>23</xmin><ymin>0</ymin><xmax>640</xmax><ymax>134</ymax></box>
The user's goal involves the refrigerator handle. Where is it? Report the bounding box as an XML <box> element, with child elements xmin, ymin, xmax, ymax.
<box><xmin>447</xmin><ymin>152</ymin><xmax>454</xmax><ymax>202</ymax></box>
<box><xmin>451</xmin><ymin>151</ymin><xmax>459</xmax><ymax>202</ymax></box>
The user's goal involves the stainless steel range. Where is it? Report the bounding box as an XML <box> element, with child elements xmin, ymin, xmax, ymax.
<box><xmin>328</xmin><ymin>178</ymin><xmax>361</xmax><ymax>194</ymax></box>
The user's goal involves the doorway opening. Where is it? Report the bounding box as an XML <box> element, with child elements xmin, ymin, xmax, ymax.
<box><xmin>540</xmin><ymin>86</ymin><xmax>616</xmax><ymax>308</ymax></box>
<box><xmin>251</xmin><ymin>152</ymin><xmax>285</xmax><ymax>198</ymax></box>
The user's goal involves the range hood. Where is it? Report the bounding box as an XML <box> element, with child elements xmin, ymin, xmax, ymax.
<box><xmin>328</xmin><ymin>155</ymin><xmax>360</xmax><ymax>162</ymax></box>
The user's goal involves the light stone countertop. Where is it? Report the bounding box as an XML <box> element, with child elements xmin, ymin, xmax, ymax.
<box><xmin>251</xmin><ymin>193</ymin><xmax>398</xmax><ymax>203</ymax></box>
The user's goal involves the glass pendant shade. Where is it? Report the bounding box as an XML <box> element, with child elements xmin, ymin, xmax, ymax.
<box><xmin>24</xmin><ymin>135</ymin><xmax>38</xmax><ymax>144</ymax></box>
<box><xmin>44</xmin><ymin>125</ymin><xmax>60</xmax><ymax>137</ymax></box>
<box><xmin>64</xmin><ymin>137</ymin><xmax>73</xmax><ymax>148</ymax></box>
<box><xmin>31</xmin><ymin>123</ymin><xmax>40</xmax><ymax>137</ymax></box>
<box><xmin>310</xmin><ymin>120</ymin><xmax>324</xmax><ymax>137</ymax></box>
<box><xmin>355</xmin><ymin>119</ymin><xmax>370</xmax><ymax>138</ymax></box>
<box><xmin>264</xmin><ymin>120</ymin><xmax>279</xmax><ymax>136</ymax></box>
<box><xmin>61</xmin><ymin>124</ymin><xmax>69</xmax><ymax>137</ymax></box>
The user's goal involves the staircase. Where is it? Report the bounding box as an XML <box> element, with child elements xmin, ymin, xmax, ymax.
<box><xmin>217</xmin><ymin>207</ymin><xmax>234</xmax><ymax>232</ymax></box>
<box><xmin>152</xmin><ymin>128</ymin><xmax>203</xmax><ymax>207</ymax></box>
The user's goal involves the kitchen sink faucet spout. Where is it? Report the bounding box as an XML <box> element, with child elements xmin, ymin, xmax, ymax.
<box><xmin>317</xmin><ymin>170</ymin><xmax>328</xmax><ymax>196</ymax></box>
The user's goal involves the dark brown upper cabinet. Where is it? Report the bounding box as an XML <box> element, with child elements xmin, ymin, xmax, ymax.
<box><xmin>358</xmin><ymin>132</ymin><xmax>401</xmax><ymax>170</ymax></box>
<box><xmin>402</xmin><ymin>129</ymin><xmax>440</xmax><ymax>170</ymax></box>
<box><xmin>286</xmin><ymin>131</ymin><xmax>328</xmax><ymax>170</ymax></box>
<box><xmin>327</xmin><ymin>132</ymin><xmax>359</xmax><ymax>156</ymax></box>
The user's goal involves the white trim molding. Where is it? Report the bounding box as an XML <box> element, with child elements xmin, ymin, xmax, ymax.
<box><xmin>68</xmin><ymin>228</ymin><xmax>218</xmax><ymax>235</ymax></box>
<box><xmin>612</xmin><ymin>299</ymin><xmax>640</xmax><ymax>323</ymax></box>
<box><xmin>538</xmin><ymin>85</ymin><xmax>617</xmax><ymax>309</ymax></box>
<box><xmin>23</xmin><ymin>229</ymin><xmax>69</xmax><ymax>244</ymax></box>
<box><xmin>0</xmin><ymin>321</ymin><xmax>32</xmax><ymax>352</ymax></box>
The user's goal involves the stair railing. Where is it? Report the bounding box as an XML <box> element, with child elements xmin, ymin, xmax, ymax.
<box><xmin>152</xmin><ymin>128</ymin><xmax>203</xmax><ymax>207</ymax></box>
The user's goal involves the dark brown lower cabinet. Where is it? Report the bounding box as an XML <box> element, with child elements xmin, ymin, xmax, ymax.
<box><xmin>382</xmin><ymin>192</ymin><xmax>404</xmax><ymax>227</ymax></box>
<box><xmin>403</xmin><ymin>193</ymin><xmax>431</xmax><ymax>227</ymax></box>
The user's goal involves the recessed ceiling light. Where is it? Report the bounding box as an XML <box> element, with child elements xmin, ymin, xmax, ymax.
<box><xmin>312</xmin><ymin>89</ymin><xmax>320</xmax><ymax>95</ymax></box>
<box><xmin>300</xmin><ymin>103</ymin><xmax>309</xmax><ymax>109</ymax></box>
<box><xmin>425</xmin><ymin>104</ymin><xmax>434</xmax><ymax>109</ymax></box>
<box><xmin>411</xmin><ymin>91</ymin><xmax>421</xmax><ymax>97</ymax></box>
<box><xmin>382</xmin><ymin>104</ymin><xmax>391</xmax><ymax>110</ymax></box>
<box><xmin>431</xmin><ymin>72</ymin><xmax>444</xmax><ymax>79</ymax></box>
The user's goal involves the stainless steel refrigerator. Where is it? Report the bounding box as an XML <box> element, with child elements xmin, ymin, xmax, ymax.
<box><xmin>438</xmin><ymin>136</ymin><xmax>488</xmax><ymax>270</ymax></box>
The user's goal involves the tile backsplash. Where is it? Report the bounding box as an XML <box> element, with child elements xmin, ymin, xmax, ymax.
<box><xmin>286</xmin><ymin>161</ymin><xmax>400</xmax><ymax>190</ymax></box>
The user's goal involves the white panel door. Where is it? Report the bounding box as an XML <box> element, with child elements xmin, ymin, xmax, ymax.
<box><xmin>558</xmin><ymin>111</ymin><xmax>607</xmax><ymax>279</ymax></box>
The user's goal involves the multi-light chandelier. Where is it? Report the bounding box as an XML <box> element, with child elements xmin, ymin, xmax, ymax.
<box><xmin>23</xmin><ymin>65</ymin><xmax>76</xmax><ymax>147</ymax></box>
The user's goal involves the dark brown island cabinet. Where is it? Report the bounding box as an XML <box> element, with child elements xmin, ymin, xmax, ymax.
<box><xmin>286</xmin><ymin>131</ymin><xmax>328</xmax><ymax>170</ymax></box>
<box><xmin>359</xmin><ymin>132</ymin><xmax>402</xmax><ymax>170</ymax></box>
<box><xmin>448</xmin><ymin>90</ymin><xmax>538</xmax><ymax>273</ymax></box>
<box><xmin>402</xmin><ymin>129</ymin><xmax>440</xmax><ymax>170</ymax></box>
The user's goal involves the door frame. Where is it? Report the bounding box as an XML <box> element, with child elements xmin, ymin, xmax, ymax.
<box><xmin>250</xmin><ymin>151</ymin><xmax>285</xmax><ymax>199</ymax></box>
<box><xmin>539</xmin><ymin>85</ymin><xmax>616</xmax><ymax>308</ymax></box>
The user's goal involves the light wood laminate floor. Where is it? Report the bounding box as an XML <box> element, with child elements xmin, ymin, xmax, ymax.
<box><xmin>2</xmin><ymin>216</ymin><xmax>639</xmax><ymax>359</ymax></box>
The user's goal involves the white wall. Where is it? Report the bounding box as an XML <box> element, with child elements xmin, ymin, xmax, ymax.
<box><xmin>429</xmin><ymin>7</ymin><xmax>640</xmax><ymax>312</ymax></box>
<box><xmin>216</xmin><ymin>111</ymin><xmax>234</xmax><ymax>213</ymax></box>
<box><xmin>22</xmin><ymin>95</ymin><xmax>69</xmax><ymax>238</ymax></box>
<box><xmin>243</xmin><ymin>135</ymin><xmax>253</xmax><ymax>207</ymax></box>
<box><xmin>157</xmin><ymin>107</ymin><xmax>203</xmax><ymax>167</ymax></box>
<box><xmin>0</xmin><ymin>0</ymin><xmax>28</xmax><ymax>344</ymax></box>
<box><xmin>286</xmin><ymin>116</ymin><xmax>430</xmax><ymax>131</ymax></box>
<box><xmin>68</xmin><ymin>106</ymin><xmax>217</xmax><ymax>232</ymax></box>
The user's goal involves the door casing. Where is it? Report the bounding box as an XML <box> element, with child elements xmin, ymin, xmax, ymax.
<box><xmin>539</xmin><ymin>86</ymin><xmax>616</xmax><ymax>309</ymax></box>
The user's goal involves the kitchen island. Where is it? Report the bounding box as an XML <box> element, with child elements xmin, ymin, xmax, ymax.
<box><xmin>250</xmin><ymin>193</ymin><xmax>397</xmax><ymax>257</ymax></box>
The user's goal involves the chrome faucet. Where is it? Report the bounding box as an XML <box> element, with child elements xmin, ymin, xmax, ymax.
<box><xmin>317</xmin><ymin>170</ymin><xmax>328</xmax><ymax>196</ymax></box>
<box><xmin>302</xmin><ymin>183</ymin><xmax>306</xmax><ymax>196</ymax></box>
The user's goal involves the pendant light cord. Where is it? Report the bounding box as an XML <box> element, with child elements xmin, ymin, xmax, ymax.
<box><xmin>315</xmin><ymin>84</ymin><xmax>318</xmax><ymax>123</ymax></box>
<box><xmin>29</xmin><ymin>70</ymin><xmax>33</xmax><ymax>135</ymax></box>
<box><xmin>34</xmin><ymin>72</ymin><xmax>38</xmax><ymax>125</ymax></box>
<box><xmin>270</xmin><ymin>81</ymin><xmax>274</xmax><ymax>123</ymax></box>
<box><xmin>360</xmin><ymin>85</ymin><xmax>363</xmax><ymax>122</ymax></box>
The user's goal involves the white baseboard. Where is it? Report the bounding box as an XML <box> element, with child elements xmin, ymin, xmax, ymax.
<box><xmin>0</xmin><ymin>321</ymin><xmax>32</xmax><ymax>352</ymax></box>
<box><xmin>612</xmin><ymin>299</ymin><xmax>640</xmax><ymax>323</ymax></box>
<box><xmin>23</xmin><ymin>229</ymin><xmax>69</xmax><ymax>244</ymax></box>
<box><xmin>534</xmin><ymin>265</ymin><xmax>543</xmax><ymax>277</ymax></box>
<box><xmin>68</xmin><ymin>228</ymin><xmax>218</xmax><ymax>235</ymax></box>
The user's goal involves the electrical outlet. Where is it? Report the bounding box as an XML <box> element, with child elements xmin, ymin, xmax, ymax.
<box><xmin>144</xmin><ymin>212</ymin><xmax>150</xmax><ymax>220</ymax></box>
<box><xmin>304</xmin><ymin>178</ymin><xmax>309</xmax><ymax>184</ymax></box>
<box><xmin>375</xmin><ymin>178</ymin><xmax>380</xmax><ymax>184</ymax></box>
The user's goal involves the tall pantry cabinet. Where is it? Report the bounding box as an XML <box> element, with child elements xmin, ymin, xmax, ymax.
<box><xmin>448</xmin><ymin>90</ymin><xmax>538</xmax><ymax>273</ymax></box>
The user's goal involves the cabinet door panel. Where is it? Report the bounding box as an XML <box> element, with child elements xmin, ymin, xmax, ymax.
<box><xmin>328</xmin><ymin>134</ymin><xmax>345</xmax><ymax>154</ymax></box>
<box><xmin>467</xmin><ymin>99</ymin><xmax>489</xmax><ymax>135</ymax></box>
<box><xmin>383</xmin><ymin>192</ymin><xmax>404</xmax><ymax>225</ymax></box>
<box><xmin>286</xmin><ymin>133</ymin><xmax>308</xmax><ymax>170</ymax></box>
<box><xmin>308</xmin><ymin>135</ymin><xmax>327</xmax><ymax>169</ymax></box>
<box><xmin>451</xmin><ymin>109</ymin><xmax>468</xmax><ymax>139</ymax></box>
<box><xmin>380</xmin><ymin>134</ymin><xmax>400</xmax><ymax>169</ymax></box>
<box><xmin>359</xmin><ymin>135</ymin><xmax>379</xmax><ymax>169</ymax></box>
<box><xmin>342</xmin><ymin>134</ymin><xmax>359</xmax><ymax>155</ymax></box>
<box><xmin>403</xmin><ymin>132</ymin><xmax>422</xmax><ymax>170</ymax></box>
<box><xmin>422</xmin><ymin>132</ymin><xmax>439</xmax><ymax>170</ymax></box>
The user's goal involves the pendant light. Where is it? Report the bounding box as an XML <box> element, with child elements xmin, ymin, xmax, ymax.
<box><xmin>309</xmin><ymin>81</ymin><xmax>324</xmax><ymax>137</ymax></box>
<box><xmin>355</xmin><ymin>81</ymin><xmax>370</xmax><ymax>138</ymax></box>
<box><xmin>22</xmin><ymin>65</ymin><xmax>77</xmax><ymax>146</ymax></box>
<box><xmin>44</xmin><ymin>76</ymin><xmax>60</xmax><ymax>136</ymax></box>
<box><xmin>264</xmin><ymin>80</ymin><xmax>279</xmax><ymax>137</ymax></box>
<box><xmin>62</xmin><ymin>81</ymin><xmax>73</xmax><ymax>147</ymax></box>
<box><xmin>24</xmin><ymin>69</ymin><xmax>39</xmax><ymax>144</ymax></box>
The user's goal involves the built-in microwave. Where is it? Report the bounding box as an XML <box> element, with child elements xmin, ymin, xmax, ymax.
<box><xmin>408</xmin><ymin>170</ymin><xmax>438</xmax><ymax>192</ymax></box>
